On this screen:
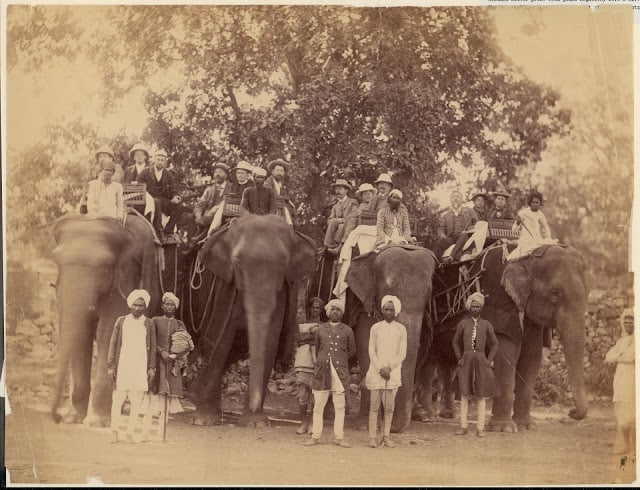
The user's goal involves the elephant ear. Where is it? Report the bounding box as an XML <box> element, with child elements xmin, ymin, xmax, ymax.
<box><xmin>286</xmin><ymin>231</ymin><xmax>318</xmax><ymax>284</ymax></box>
<box><xmin>345</xmin><ymin>252</ymin><xmax>377</xmax><ymax>313</ymax></box>
<box><xmin>501</xmin><ymin>261</ymin><xmax>530</xmax><ymax>314</ymax></box>
<box><xmin>200</xmin><ymin>225</ymin><xmax>233</xmax><ymax>283</ymax></box>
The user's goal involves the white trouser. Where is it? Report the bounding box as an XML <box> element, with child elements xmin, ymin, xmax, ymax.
<box><xmin>311</xmin><ymin>390</ymin><xmax>346</xmax><ymax>440</ymax></box>
<box><xmin>111</xmin><ymin>389</ymin><xmax>147</xmax><ymax>435</ymax></box>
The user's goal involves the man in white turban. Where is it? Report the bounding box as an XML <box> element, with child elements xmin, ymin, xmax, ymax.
<box><xmin>364</xmin><ymin>295</ymin><xmax>407</xmax><ymax>448</ymax></box>
<box><xmin>162</xmin><ymin>291</ymin><xmax>180</xmax><ymax>309</ymax></box>
<box><xmin>107</xmin><ymin>289</ymin><xmax>156</xmax><ymax>443</ymax></box>
<box><xmin>465</xmin><ymin>292</ymin><xmax>485</xmax><ymax>310</ymax></box>
<box><xmin>605</xmin><ymin>308</ymin><xmax>635</xmax><ymax>454</ymax></box>
<box><xmin>374</xmin><ymin>188</ymin><xmax>412</xmax><ymax>248</ymax></box>
<box><xmin>305</xmin><ymin>297</ymin><xmax>355</xmax><ymax>448</ymax></box>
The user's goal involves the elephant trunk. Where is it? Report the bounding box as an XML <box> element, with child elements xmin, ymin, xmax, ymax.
<box><xmin>51</xmin><ymin>293</ymin><xmax>95</xmax><ymax>423</ymax></box>
<box><xmin>556</xmin><ymin>307</ymin><xmax>588</xmax><ymax>420</ymax></box>
<box><xmin>243</xmin><ymin>285</ymin><xmax>281</xmax><ymax>414</ymax></box>
<box><xmin>392</xmin><ymin>310</ymin><xmax>423</xmax><ymax>432</ymax></box>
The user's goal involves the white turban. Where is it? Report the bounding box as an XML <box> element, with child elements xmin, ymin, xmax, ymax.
<box><xmin>325</xmin><ymin>299</ymin><xmax>345</xmax><ymax>316</ymax></box>
<box><xmin>162</xmin><ymin>292</ymin><xmax>180</xmax><ymax>308</ymax></box>
<box><xmin>389</xmin><ymin>189</ymin><xmax>403</xmax><ymax>200</ymax></box>
<box><xmin>466</xmin><ymin>292</ymin><xmax>485</xmax><ymax>310</ymax></box>
<box><xmin>127</xmin><ymin>289</ymin><xmax>151</xmax><ymax>308</ymax></box>
<box><xmin>381</xmin><ymin>295</ymin><xmax>401</xmax><ymax>315</ymax></box>
<box><xmin>620</xmin><ymin>308</ymin><xmax>634</xmax><ymax>335</ymax></box>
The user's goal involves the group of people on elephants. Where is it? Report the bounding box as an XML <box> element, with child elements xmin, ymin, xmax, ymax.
<box><xmin>84</xmin><ymin>143</ymin><xmax>295</xmax><ymax>244</ymax></box>
<box><xmin>52</xmin><ymin>143</ymin><xmax>617</xmax><ymax>456</ymax></box>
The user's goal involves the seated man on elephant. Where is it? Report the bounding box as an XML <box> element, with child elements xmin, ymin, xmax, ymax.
<box><xmin>265</xmin><ymin>158</ymin><xmax>296</xmax><ymax>225</ymax></box>
<box><xmin>433</xmin><ymin>190</ymin><xmax>474</xmax><ymax>260</ymax></box>
<box><xmin>86</xmin><ymin>160</ymin><xmax>124</xmax><ymax>221</ymax></box>
<box><xmin>374</xmin><ymin>189</ymin><xmax>411</xmax><ymax>249</ymax></box>
<box><xmin>137</xmin><ymin>149</ymin><xmax>185</xmax><ymax>243</ymax></box>
<box><xmin>444</xmin><ymin>191</ymin><xmax>489</xmax><ymax>264</ymax></box>
<box><xmin>323</xmin><ymin>178</ymin><xmax>359</xmax><ymax>255</ymax></box>
<box><xmin>192</xmin><ymin>162</ymin><xmax>231</xmax><ymax>240</ymax></box>
<box><xmin>240</xmin><ymin>167</ymin><xmax>277</xmax><ymax>217</ymax></box>
<box><xmin>228</xmin><ymin>160</ymin><xmax>255</xmax><ymax>198</ymax></box>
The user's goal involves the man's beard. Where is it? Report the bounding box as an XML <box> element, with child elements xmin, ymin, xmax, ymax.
<box><xmin>389</xmin><ymin>202</ymin><xmax>400</xmax><ymax>211</ymax></box>
<box><xmin>213</xmin><ymin>176</ymin><xmax>225</xmax><ymax>184</ymax></box>
<box><xmin>273</xmin><ymin>174</ymin><xmax>283</xmax><ymax>182</ymax></box>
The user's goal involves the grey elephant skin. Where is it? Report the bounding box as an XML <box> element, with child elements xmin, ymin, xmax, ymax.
<box><xmin>50</xmin><ymin>214</ymin><xmax>162</xmax><ymax>426</ymax></box>
<box><xmin>421</xmin><ymin>245</ymin><xmax>589</xmax><ymax>432</ymax></box>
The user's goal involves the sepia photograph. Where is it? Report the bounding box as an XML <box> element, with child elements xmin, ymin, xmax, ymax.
<box><xmin>2</xmin><ymin>2</ymin><xmax>636</xmax><ymax>486</ymax></box>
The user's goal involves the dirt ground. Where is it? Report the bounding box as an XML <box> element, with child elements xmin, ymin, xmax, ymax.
<box><xmin>5</xmin><ymin>392</ymin><xmax>637</xmax><ymax>486</ymax></box>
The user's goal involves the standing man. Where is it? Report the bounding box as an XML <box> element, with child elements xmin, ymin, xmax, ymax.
<box><xmin>95</xmin><ymin>146</ymin><xmax>124</xmax><ymax>183</ymax></box>
<box><xmin>365</xmin><ymin>295</ymin><xmax>407</xmax><ymax>448</ymax></box>
<box><xmin>488</xmin><ymin>188</ymin><xmax>514</xmax><ymax>220</ymax></box>
<box><xmin>305</xmin><ymin>299</ymin><xmax>356</xmax><ymax>448</ymax></box>
<box><xmin>265</xmin><ymin>158</ymin><xmax>296</xmax><ymax>224</ymax></box>
<box><xmin>240</xmin><ymin>167</ymin><xmax>277</xmax><ymax>216</ymax></box>
<box><xmin>86</xmin><ymin>160</ymin><xmax>124</xmax><ymax>220</ymax></box>
<box><xmin>137</xmin><ymin>149</ymin><xmax>185</xmax><ymax>243</ymax></box>
<box><xmin>323</xmin><ymin>178</ymin><xmax>359</xmax><ymax>255</ymax></box>
<box><xmin>370</xmin><ymin>173</ymin><xmax>394</xmax><ymax>212</ymax></box>
<box><xmin>229</xmin><ymin>160</ymin><xmax>255</xmax><ymax>197</ymax></box>
<box><xmin>193</xmin><ymin>162</ymin><xmax>231</xmax><ymax>239</ymax></box>
<box><xmin>107</xmin><ymin>289</ymin><xmax>156</xmax><ymax>443</ymax></box>
<box><xmin>433</xmin><ymin>190</ymin><xmax>474</xmax><ymax>260</ymax></box>
<box><xmin>374</xmin><ymin>189</ymin><xmax>411</xmax><ymax>248</ymax></box>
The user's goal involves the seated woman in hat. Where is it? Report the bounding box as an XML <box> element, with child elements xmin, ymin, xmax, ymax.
<box><xmin>341</xmin><ymin>183</ymin><xmax>377</xmax><ymax>242</ymax></box>
<box><xmin>487</xmin><ymin>188</ymin><xmax>514</xmax><ymax>220</ymax></box>
<box><xmin>323</xmin><ymin>178</ymin><xmax>359</xmax><ymax>255</ymax></box>
<box><xmin>444</xmin><ymin>192</ymin><xmax>489</xmax><ymax>263</ymax></box>
<box><xmin>86</xmin><ymin>160</ymin><xmax>124</xmax><ymax>221</ymax></box>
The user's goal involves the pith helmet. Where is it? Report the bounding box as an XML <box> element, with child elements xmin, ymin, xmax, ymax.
<box><xmin>129</xmin><ymin>142</ymin><xmax>149</xmax><ymax>161</ymax></box>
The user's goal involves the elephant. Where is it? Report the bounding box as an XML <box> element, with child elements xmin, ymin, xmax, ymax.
<box><xmin>342</xmin><ymin>245</ymin><xmax>437</xmax><ymax>433</ymax></box>
<box><xmin>50</xmin><ymin>214</ymin><xmax>163</xmax><ymax>425</ymax></box>
<box><xmin>418</xmin><ymin>244</ymin><xmax>588</xmax><ymax>432</ymax></box>
<box><xmin>186</xmin><ymin>214</ymin><xmax>317</xmax><ymax>426</ymax></box>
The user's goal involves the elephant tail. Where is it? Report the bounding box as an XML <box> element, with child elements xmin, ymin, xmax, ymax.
<box><xmin>51</xmin><ymin>343</ymin><xmax>72</xmax><ymax>424</ymax></box>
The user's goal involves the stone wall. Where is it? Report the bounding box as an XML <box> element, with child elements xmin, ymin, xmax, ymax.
<box><xmin>535</xmin><ymin>287</ymin><xmax>634</xmax><ymax>405</ymax></box>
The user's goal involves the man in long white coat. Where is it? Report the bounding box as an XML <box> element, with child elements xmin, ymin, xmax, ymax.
<box><xmin>365</xmin><ymin>295</ymin><xmax>407</xmax><ymax>448</ymax></box>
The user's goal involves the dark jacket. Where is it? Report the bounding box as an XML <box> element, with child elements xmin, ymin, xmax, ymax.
<box><xmin>240</xmin><ymin>185</ymin><xmax>277</xmax><ymax>215</ymax></box>
<box><xmin>452</xmin><ymin>316</ymin><xmax>499</xmax><ymax>397</ymax></box>
<box><xmin>487</xmin><ymin>207</ymin><xmax>514</xmax><ymax>220</ymax></box>
<box><xmin>229</xmin><ymin>180</ymin><xmax>254</xmax><ymax>197</ymax></box>
<box><xmin>438</xmin><ymin>207</ymin><xmax>475</xmax><ymax>238</ymax></box>
<box><xmin>193</xmin><ymin>181</ymin><xmax>233</xmax><ymax>219</ymax></box>
<box><xmin>265</xmin><ymin>176</ymin><xmax>295</xmax><ymax>216</ymax></box>
<box><xmin>107</xmin><ymin>315</ymin><xmax>157</xmax><ymax>391</ymax></box>
<box><xmin>137</xmin><ymin>167</ymin><xmax>179</xmax><ymax>200</ymax></box>
<box><xmin>311</xmin><ymin>322</ymin><xmax>356</xmax><ymax>391</ymax></box>
<box><xmin>123</xmin><ymin>164</ymin><xmax>149</xmax><ymax>184</ymax></box>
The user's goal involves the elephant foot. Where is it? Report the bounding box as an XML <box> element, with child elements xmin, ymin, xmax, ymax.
<box><xmin>192</xmin><ymin>415</ymin><xmax>222</xmax><ymax>426</ymax></box>
<box><xmin>83</xmin><ymin>414</ymin><xmax>110</xmax><ymax>428</ymax></box>
<box><xmin>438</xmin><ymin>409</ymin><xmax>455</xmax><ymax>419</ymax></box>
<box><xmin>62</xmin><ymin>407</ymin><xmax>86</xmax><ymax>424</ymax></box>
<box><xmin>412</xmin><ymin>407</ymin><xmax>434</xmax><ymax>423</ymax></box>
<box><xmin>568</xmin><ymin>407</ymin><xmax>587</xmax><ymax>420</ymax></box>
<box><xmin>514</xmin><ymin>417</ymin><xmax>537</xmax><ymax>431</ymax></box>
<box><xmin>487</xmin><ymin>417</ymin><xmax>517</xmax><ymax>433</ymax></box>
<box><xmin>353</xmin><ymin>415</ymin><xmax>369</xmax><ymax>431</ymax></box>
<box><xmin>237</xmin><ymin>413</ymin><xmax>270</xmax><ymax>428</ymax></box>
<box><xmin>390</xmin><ymin>414</ymin><xmax>410</xmax><ymax>434</ymax></box>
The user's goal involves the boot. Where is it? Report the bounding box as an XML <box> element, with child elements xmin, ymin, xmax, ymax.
<box><xmin>296</xmin><ymin>404</ymin><xmax>309</xmax><ymax>435</ymax></box>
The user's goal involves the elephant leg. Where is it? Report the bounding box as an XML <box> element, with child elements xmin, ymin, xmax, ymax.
<box><xmin>354</xmin><ymin>315</ymin><xmax>373</xmax><ymax>431</ymax></box>
<box><xmin>86</xmin><ymin>316</ymin><xmax>113</xmax><ymax>427</ymax></box>
<box><xmin>64</xmin><ymin>318</ymin><xmax>96</xmax><ymax>424</ymax></box>
<box><xmin>439</xmin><ymin>363</ymin><xmax>456</xmax><ymax>419</ymax></box>
<box><xmin>487</xmin><ymin>334</ymin><xmax>520</xmax><ymax>433</ymax></box>
<box><xmin>192</xmin><ymin>322</ymin><xmax>237</xmax><ymax>427</ymax></box>
<box><xmin>412</xmin><ymin>357</ymin><xmax>436</xmax><ymax>423</ymax></box>
<box><xmin>513</xmin><ymin>325</ymin><xmax>544</xmax><ymax>431</ymax></box>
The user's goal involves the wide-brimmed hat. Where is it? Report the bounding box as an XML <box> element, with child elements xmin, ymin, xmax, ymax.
<box><xmin>233</xmin><ymin>161</ymin><xmax>254</xmax><ymax>174</ymax></box>
<box><xmin>252</xmin><ymin>166</ymin><xmax>267</xmax><ymax>177</ymax></box>
<box><xmin>212</xmin><ymin>162</ymin><xmax>230</xmax><ymax>175</ymax></box>
<box><xmin>374</xmin><ymin>173</ymin><xmax>393</xmax><ymax>185</ymax></box>
<box><xmin>154</xmin><ymin>149</ymin><xmax>168</xmax><ymax>158</ymax></box>
<box><xmin>331</xmin><ymin>178</ymin><xmax>352</xmax><ymax>191</ymax></box>
<box><xmin>470</xmin><ymin>192</ymin><xmax>487</xmax><ymax>201</ymax></box>
<box><xmin>491</xmin><ymin>186</ymin><xmax>511</xmax><ymax>198</ymax></box>
<box><xmin>129</xmin><ymin>142</ymin><xmax>149</xmax><ymax>161</ymax></box>
<box><xmin>95</xmin><ymin>146</ymin><xmax>114</xmax><ymax>160</ymax></box>
<box><xmin>356</xmin><ymin>183</ymin><xmax>376</xmax><ymax>197</ymax></box>
<box><xmin>267</xmin><ymin>158</ymin><xmax>292</xmax><ymax>173</ymax></box>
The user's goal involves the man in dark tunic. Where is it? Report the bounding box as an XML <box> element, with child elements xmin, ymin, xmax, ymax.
<box><xmin>240</xmin><ymin>167</ymin><xmax>277</xmax><ymax>216</ymax></box>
